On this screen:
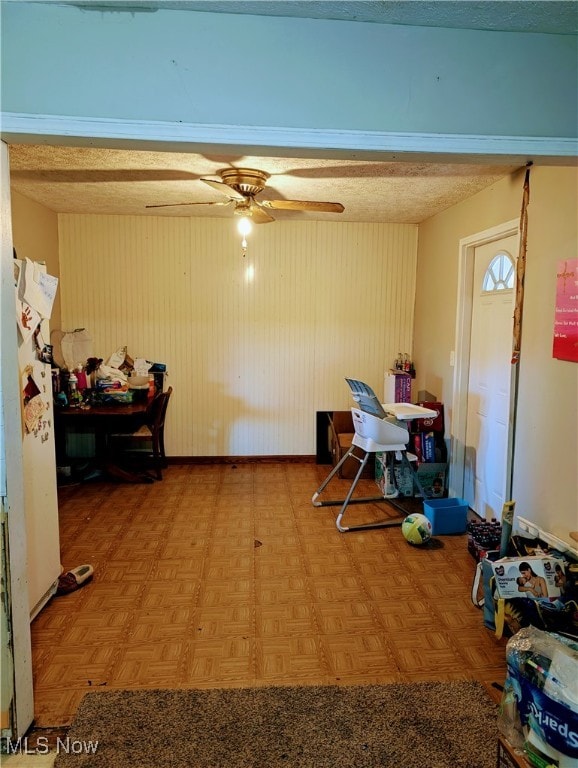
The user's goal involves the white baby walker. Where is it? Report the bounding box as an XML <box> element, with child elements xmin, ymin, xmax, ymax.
<box><xmin>312</xmin><ymin>378</ymin><xmax>438</xmax><ymax>532</ymax></box>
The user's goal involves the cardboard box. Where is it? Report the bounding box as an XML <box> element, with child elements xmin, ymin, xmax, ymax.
<box><xmin>490</xmin><ymin>556</ymin><xmax>561</xmax><ymax>599</ymax></box>
<box><xmin>413</xmin><ymin>402</ymin><xmax>445</xmax><ymax>433</ymax></box>
<box><xmin>414</xmin><ymin>462</ymin><xmax>447</xmax><ymax>498</ymax></box>
<box><xmin>384</xmin><ymin>372</ymin><xmax>412</xmax><ymax>403</ymax></box>
<box><xmin>423</xmin><ymin>497</ymin><xmax>468</xmax><ymax>535</ymax></box>
<box><xmin>329</xmin><ymin>411</ymin><xmax>372</xmax><ymax>480</ymax></box>
<box><xmin>497</xmin><ymin>736</ymin><xmax>530</xmax><ymax>768</ymax></box>
<box><xmin>422</xmin><ymin>431</ymin><xmax>436</xmax><ymax>462</ymax></box>
<box><xmin>412</xmin><ymin>433</ymin><xmax>445</xmax><ymax>464</ymax></box>
<box><xmin>375</xmin><ymin>453</ymin><xmax>413</xmax><ymax>497</ymax></box>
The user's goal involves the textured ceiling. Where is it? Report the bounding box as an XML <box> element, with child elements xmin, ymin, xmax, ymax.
<box><xmin>8</xmin><ymin>144</ymin><xmax>519</xmax><ymax>224</ymax></box>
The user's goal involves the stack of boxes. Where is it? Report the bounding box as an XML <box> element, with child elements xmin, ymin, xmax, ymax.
<box><xmin>377</xmin><ymin>375</ymin><xmax>448</xmax><ymax>499</ymax></box>
<box><xmin>375</xmin><ymin>400</ymin><xmax>447</xmax><ymax>498</ymax></box>
<box><xmin>377</xmin><ymin>372</ymin><xmax>414</xmax><ymax>496</ymax></box>
<box><xmin>409</xmin><ymin>401</ymin><xmax>448</xmax><ymax>497</ymax></box>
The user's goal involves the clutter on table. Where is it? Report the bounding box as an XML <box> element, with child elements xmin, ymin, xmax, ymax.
<box><xmin>50</xmin><ymin>337</ymin><xmax>166</xmax><ymax>408</ymax></box>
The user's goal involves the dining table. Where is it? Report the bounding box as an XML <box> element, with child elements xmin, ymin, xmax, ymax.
<box><xmin>54</xmin><ymin>395</ymin><xmax>153</xmax><ymax>483</ymax></box>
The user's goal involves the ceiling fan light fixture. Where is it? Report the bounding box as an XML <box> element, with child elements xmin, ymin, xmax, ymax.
<box><xmin>146</xmin><ymin>165</ymin><xmax>343</xmax><ymax>234</ymax></box>
<box><xmin>237</xmin><ymin>215</ymin><xmax>252</xmax><ymax>256</ymax></box>
<box><xmin>237</xmin><ymin>215</ymin><xmax>252</xmax><ymax>239</ymax></box>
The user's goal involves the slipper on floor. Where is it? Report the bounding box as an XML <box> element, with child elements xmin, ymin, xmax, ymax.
<box><xmin>56</xmin><ymin>564</ymin><xmax>94</xmax><ymax>596</ymax></box>
<box><xmin>105</xmin><ymin>462</ymin><xmax>155</xmax><ymax>484</ymax></box>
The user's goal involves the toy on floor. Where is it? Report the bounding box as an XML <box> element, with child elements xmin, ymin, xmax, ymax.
<box><xmin>402</xmin><ymin>513</ymin><xmax>432</xmax><ymax>546</ymax></box>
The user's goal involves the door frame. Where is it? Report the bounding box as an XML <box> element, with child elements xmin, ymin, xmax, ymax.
<box><xmin>448</xmin><ymin>219</ymin><xmax>520</xmax><ymax>503</ymax></box>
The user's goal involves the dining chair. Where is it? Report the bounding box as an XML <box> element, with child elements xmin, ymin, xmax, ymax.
<box><xmin>111</xmin><ymin>386</ymin><xmax>173</xmax><ymax>480</ymax></box>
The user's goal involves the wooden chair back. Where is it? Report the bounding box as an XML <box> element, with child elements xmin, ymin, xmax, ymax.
<box><xmin>145</xmin><ymin>386</ymin><xmax>172</xmax><ymax>435</ymax></box>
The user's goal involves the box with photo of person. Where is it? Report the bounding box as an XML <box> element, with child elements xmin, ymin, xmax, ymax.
<box><xmin>491</xmin><ymin>556</ymin><xmax>562</xmax><ymax>600</ymax></box>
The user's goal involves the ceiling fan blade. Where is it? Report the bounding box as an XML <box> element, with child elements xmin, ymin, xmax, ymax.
<box><xmin>250</xmin><ymin>201</ymin><xmax>275</xmax><ymax>224</ymax></box>
<box><xmin>261</xmin><ymin>199</ymin><xmax>344</xmax><ymax>213</ymax></box>
<box><xmin>145</xmin><ymin>200</ymin><xmax>231</xmax><ymax>209</ymax></box>
<box><xmin>201</xmin><ymin>177</ymin><xmax>246</xmax><ymax>201</ymax></box>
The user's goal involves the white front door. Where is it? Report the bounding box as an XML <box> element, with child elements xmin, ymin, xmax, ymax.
<box><xmin>463</xmin><ymin>236</ymin><xmax>517</xmax><ymax>520</ymax></box>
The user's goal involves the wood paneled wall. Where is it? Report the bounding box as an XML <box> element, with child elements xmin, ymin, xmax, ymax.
<box><xmin>58</xmin><ymin>215</ymin><xmax>417</xmax><ymax>457</ymax></box>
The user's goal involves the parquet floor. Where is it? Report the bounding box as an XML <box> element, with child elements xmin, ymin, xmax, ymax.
<box><xmin>31</xmin><ymin>462</ymin><xmax>507</xmax><ymax>727</ymax></box>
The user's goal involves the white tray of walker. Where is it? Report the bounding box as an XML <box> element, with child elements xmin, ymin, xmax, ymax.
<box><xmin>382</xmin><ymin>403</ymin><xmax>438</xmax><ymax>421</ymax></box>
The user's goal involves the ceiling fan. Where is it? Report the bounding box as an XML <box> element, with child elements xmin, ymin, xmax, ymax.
<box><xmin>145</xmin><ymin>167</ymin><xmax>345</xmax><ymax>223</ymax></box>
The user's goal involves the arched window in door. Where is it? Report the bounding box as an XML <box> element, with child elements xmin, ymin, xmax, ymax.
<box><xmin>482</xmin><ymin>251</ymin><xmax>515</xmax><ymax>292</ymax></box>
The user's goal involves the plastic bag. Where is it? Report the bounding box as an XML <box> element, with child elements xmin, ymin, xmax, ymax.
<box><xmin>470</xmin><ymin>550</ymin><xmax>502</xmax><ymax>632</ymax></box>
<box><xmin>498</xmin><ymin>626</ymin><xmax>578</xmax><ymax>766</ymax></box>
<box><xmin>52</xmin><ymin>328</ymin><xmax>93</xmax><ymax>371</ymax></box>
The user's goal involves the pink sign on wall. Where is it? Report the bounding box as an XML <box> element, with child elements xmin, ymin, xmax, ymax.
<box><xmin>553</xmin><ymin>258</ymin><xmax>578</xmax><ymax>362</ymax></box>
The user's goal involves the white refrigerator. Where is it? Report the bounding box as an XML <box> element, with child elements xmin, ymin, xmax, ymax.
<box><xmin>15</xmin><ymin>259</ymin><xmax>61</xmax><ymax>619</ymax></box>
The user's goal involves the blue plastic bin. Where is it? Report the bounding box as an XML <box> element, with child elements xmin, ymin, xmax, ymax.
<box><xmin>423</xmin><ymin>497</ymin><xmax>468</xmax><ymax>535</ymax></box>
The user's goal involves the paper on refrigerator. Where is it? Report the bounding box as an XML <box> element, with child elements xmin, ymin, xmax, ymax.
<box><xmin>20</xmin><ymin>258</ymin><xmax>59</xmax><ymax>319</ymax></box>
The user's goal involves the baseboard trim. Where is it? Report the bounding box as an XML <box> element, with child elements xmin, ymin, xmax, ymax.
<box><xmin>167</xmin><ymin>455</ymin><xmax>317</xmax><ymax>465</ymax></box>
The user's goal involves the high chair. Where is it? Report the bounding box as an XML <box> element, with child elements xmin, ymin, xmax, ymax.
<box><xmin>312</xmin><ymin>378</ymin><xmax>437</xmax><ymax>532</ymax></box>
